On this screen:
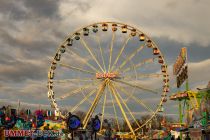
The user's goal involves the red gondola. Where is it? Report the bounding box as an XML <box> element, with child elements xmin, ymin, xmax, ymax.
<box><xmin>112</xmin><ymin>23</ymin><xmax>117</xmax><ymax>32</ymax></box>
<box><xmin>158</xmin><ymin>56</ymin><xmax>164</xmax><ymax>64</ymax></box>
<box><xmin>51</xmin><ymin>61</ymin><xmax>57</xmax><ymax>70</ymax></box>
<box><xmin>163</xmin><ymin>78</ymin><xmax>169</xmax><ymax>83</ymax></box>
<box><xmin>162</xmin><ymin>97</ymin><xmax>167</xmax><ymax>102</ymax></box>
<box><xmin>102</xmin><ymin>23</ymin><xmax>108</xmax><ymax>31</ymax></box>
<box><xmin>147</xmin><ymin>39</ymin><xmax>152</xmax><ymax>48</ymax></box>
<box><xmin>153</xmin><ymin>47</ymin><xmax>159</xmax><ymax>55</ymax></box>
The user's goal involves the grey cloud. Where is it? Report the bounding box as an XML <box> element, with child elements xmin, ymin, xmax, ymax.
<box><xmin>0</xmin><ymin>59</ymin><xmax>48</xmax><ymax>82</ymax></box>
<box><xmin>23</xmin><ymin>0</ymin><xmax>60</xmax><ymax>19</ymax></box>
<box><xmin>0</xmin><ymin>28</ymin><xmax>58</xmax><ymax>58</ymax></box>
<box><xmin>0</xmin><ymin>80</ymin><xmax>48</xmax><ymax>103</ymax></box>
<box><xmin>153</xmin><ymin>37</ymin><xmax>210</xmax><ymax>63</ymax></box>
<box><xmin>0</xmin><ymin>0</ymin><xmax>61</xmax><ymax>25</ymax></box>
<box><xmin>70</xmin><ymin>0</ymin><xmax>91</xmax><ymax>13</ymax></box>
<box><xmin>0</xmin><ymin>1</ymin><xmax>27</xmax><ymax>20</ymax></box>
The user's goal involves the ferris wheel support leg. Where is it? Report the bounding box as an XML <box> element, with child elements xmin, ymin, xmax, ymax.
<box><xmin>109</xmin><ymin>88</ymin><xmax>120</xmax><ymax>131</ymax></box>
<box><xmin>82</xmin><ymin>81</ymin><xmax>106</xmax><ymax>129</ymax></box>
<box><xmin>100</xmin><ymin>91</ymin><xmax>107</xmax><ymax>132</ymax></box>
<box><xmin>109</xmin><ymin>83</ymin><xmax>135</xmax><ymax>136</ymax></box>
<box><xmin>112</xmin><ymin>85</ymin><xmax>141</xmax><ymax>128</ymax></box>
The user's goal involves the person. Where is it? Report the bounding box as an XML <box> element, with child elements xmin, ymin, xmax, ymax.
<box><xmin>184</xmin><ymin>133</ymin><xmax>191</xmax><ymax>140</ymax></box>
<box><xmin>79</xmin><ymin>133</ymin><xmax>83</xmax><ymax>140</ymax></box>
<box><xmin>44</xmin><ymin>123</ymin><xmax>50</xmax><ymax>130</ymax></box>
<box><xmin>171</xmin><ymin>136</ymin><xmax>175</xmax><ymax>140</ymax></box>
<box><xmin>176</xmin><ymin>136</ymin><xmax>181</xmax><ymax>140</ymax></box>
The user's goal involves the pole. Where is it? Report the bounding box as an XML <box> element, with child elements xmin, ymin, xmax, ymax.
<box><xmin>179</xmin><ymin>99</ymin><xmax>183</xmax><ymax>140</ymax></box>
<box><xmin>91</xmin><ymin>132</ymin><xmax>93</xmax><ymax>140</ymax></box>
<box><xmin>186</xmin><ymin>79</ymin><xmax>190</xmax><ymax>127</ymax></box>
<box><xmin>71</xmin><ymin>131</ymin><xmax>74</xmax><ymax>140</ymax></box>
<box><xmin>17</xmin><ymin>99</ymin><xmax>20</xmax><ymax>117</ymax></box>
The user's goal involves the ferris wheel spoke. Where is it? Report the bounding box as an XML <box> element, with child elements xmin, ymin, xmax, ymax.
<box><xmin>95</xmin><ymin>35</ymin><xmax>107</xmax><ymax>72</ymax></box>
<box><xmin>116</xmin><ymin>45</ymin><xmax>145</xmax><ymax>72</ymax></box>
<box><xmin>114</xmin><ymin>83</ymin><xmax>155</xmax><ymax>114</ymax></box>
<box><xmin>80</xmin><ymin>37</ymin><xmax>105</xmax><ymax>73</ymax></box>
<box><xmin>109</xmin><ymin>86</ymin><xmax>120</xmax><ymax>131</ymax></box>
<box><xmin>108</xmin><ymin>83</ymin><xmax>135</xmax><ymax>135</ymax></box>
<box><xmin>110</xmin><ymin>82</ymin><xmax>141</xmax><ymax>128</ymax></box>
<box><xmin>110</xmin><ymin>35</ymin><xmax>131</xmax><ymax>71</ymax></box>
<box><xmin>100</xmin><ymin>89</ymin><xmax>107</xmax><ymax>131</ymax></box>
<box><xmin>122</xmin><ymin>58</ymin><xmax>156</xmax><ymax>73</ymax></box>
<box><xmin>83</xmin><ymin>81</ymin><xmax>106</xmax><ymax>129</ymax></box>
<box><xmin>108</xmin><ymin>32</ymin><xmax>116</xmax><ymax>72</ymax></box>
<box><xmin>123</xmin><ymin>73</ymin><xmax>163</xmax><ymax>80</ymax></box>
<box><xmin>70</xmin><ymin>89</ymin><xmax>97</xmax><ymax>113</ymax></box>
<box><xmin>58</xmin><ymin>62</ymin><xmax>95</xmax><ymax>75</ymax></box>
<box><xmin>65</xmin><ymin>47</ymin><xmax>99</xmax><ymax>72</ymax></box>
<box><xmin>56</xmin><ymin>81</ymin><xmax>98</xmax><ymax>100</ymax></box>
<box><xmin>53</xmin><ymin>78</ymin><xmax>97</xmax><ymax>84</ymax></box>
<box><xmin>113</xmin><ymin>79</ymin><xmax>159</xmax><ymax>94</ymax></box>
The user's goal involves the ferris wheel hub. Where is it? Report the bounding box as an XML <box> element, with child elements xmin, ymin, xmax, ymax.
<box><xmin>96</xmin><ymin>72</ymin><xmax>119</xmax><ymax>79</ymax></box>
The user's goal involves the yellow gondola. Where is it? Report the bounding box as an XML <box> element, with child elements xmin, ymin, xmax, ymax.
<box><xmin>131</xmin><ymin>28</ymin><xmax>136</xmax><ymax>36</ymax></box>
<box><xmin>139</xmin><ymin>33</ymin><xmax>145</xmax><ymax>41</ymax></box>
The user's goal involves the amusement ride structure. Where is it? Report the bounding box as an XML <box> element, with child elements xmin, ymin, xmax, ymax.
<box><xmin>47</xmin><ymin>21</ymin><xmax>170</xmax><ymax>138</ymax></box>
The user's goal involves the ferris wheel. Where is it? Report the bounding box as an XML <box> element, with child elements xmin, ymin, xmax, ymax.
<box><xmin>47</xmin><ymin>22</ymin><xmax>169</xmax><ymax>136</ymax></box>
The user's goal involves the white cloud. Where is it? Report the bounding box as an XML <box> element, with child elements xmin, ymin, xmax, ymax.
<box><xmin>59</xmin><ymin>0</ymin><xmax>210</xmax><ymax>46</ymax></box>
<box><xmin>188</xmin><ymin>58</ymin><xmax>210</xmax><ymax>88</ymax></box>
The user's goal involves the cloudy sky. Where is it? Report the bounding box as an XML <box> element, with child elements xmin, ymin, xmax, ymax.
<box><xmin>0</xmin><ymin>0</ymin><xmax>210</xmax><ymax>120</ymax></box>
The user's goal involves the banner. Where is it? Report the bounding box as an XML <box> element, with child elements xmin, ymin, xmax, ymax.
<box><xmin>173</xmin><ymin>47</ymin><xmax>187</xmax><ymax>75</ymax></box>
<box><xmin>173</xmin><ymin>48</ymin><xmax>188</xmax><ymax>88</ymax></box>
